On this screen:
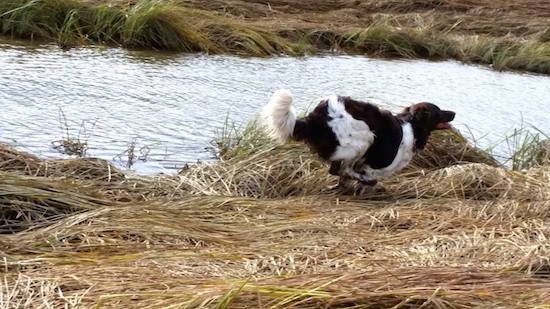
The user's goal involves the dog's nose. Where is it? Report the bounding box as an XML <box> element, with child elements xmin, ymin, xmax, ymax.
<box><xmin>443</xmin><ymin>110</ymin><xmax>456</xmax><ymax>121</ymax></box>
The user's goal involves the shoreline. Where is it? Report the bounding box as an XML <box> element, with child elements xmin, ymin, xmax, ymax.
<box><xmin>1</xmin><ymin>0</ymin><xmax>549</xmax><ymax>74</ymax></box>
<box><xmin>2</xmin><ymin>2</ymin><xmax>550</xmax><ymax>307</ymax></box>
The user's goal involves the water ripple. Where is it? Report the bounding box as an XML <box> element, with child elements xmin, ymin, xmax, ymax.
<box><xmin>1</xmin><ymin>43</ymin><xmax>549</xmax><ymax>173</ymax></box>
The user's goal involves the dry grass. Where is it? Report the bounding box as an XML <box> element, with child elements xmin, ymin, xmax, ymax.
<box><xmin>1</xmin><ymin>122</ymin><xmax>550</xmax><ymax>308</ymax></box>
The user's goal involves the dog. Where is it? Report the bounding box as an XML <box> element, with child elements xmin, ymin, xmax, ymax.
<box><xmin>262</xmin><ymin>89</ymin><xmax>455</xmax><ymax>188</ymax></box>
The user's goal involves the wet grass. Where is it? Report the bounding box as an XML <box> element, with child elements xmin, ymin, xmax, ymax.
<box><xmin>0</xmin><ymin>0</ymin><xmax>298</xmax><ymax>54</ymax></box>
<box><xmin>1</xmin><ymin>0</ymin><xmax>549</xmax><ymax>73</ymax></box>
<box><xmin>321</xmin><ymin>21</ymin><xmax>550</xmax><ymax>73</ymax></box>
<box><xmin>1</xmin><ymin>120</ymin><xmax>549</xmax><ymax>307</ymax></box>
<box><xmin>51</xmin><ymin>108</ymin><xmax>93</xmax><ymax>158</ymax></box>
<box><xmin>493</xmin><ymin>124</ymin><xmax>550</xmax><ymax>171</ymax></box>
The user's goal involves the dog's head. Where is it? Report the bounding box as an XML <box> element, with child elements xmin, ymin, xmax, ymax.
<box><xmin>399</xmin><ymin>102</ymin><xmax>456</xmax><ymax>150</ymax></box>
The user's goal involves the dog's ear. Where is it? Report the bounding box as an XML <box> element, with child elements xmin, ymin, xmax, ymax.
<box><xmin>412</xmin><ymin>107</ymin><xmax>431</xmax><ymax>123</ymax></box>
<box><xmin>398</xmin><ymin>106</ymin><xmax>414</xmax><ymax>120</ymax></box>
<box><xmin>411</xmin><ymin>104</ymin><xmax>443</xmax><ymax>126</ymax></box>
<box><xmin>406</xmin><ymin>104</ymin><xmax>432</xmax><ymax>150</ymax></box>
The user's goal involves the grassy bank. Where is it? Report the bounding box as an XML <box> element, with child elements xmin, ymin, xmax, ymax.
<box><xmin>1</xmin><ymin>124</ymin><xmax>550</xmax><ymax>307</ymax></box>
<box><xmin>1</xmin><ymin>0</ymin><xmax>549</xmax><ymax>74</ymax></box>
<box><xmin>0</xmin><ymin>0</ymin><xmax>298</xmax><ymax>55</ymax></box>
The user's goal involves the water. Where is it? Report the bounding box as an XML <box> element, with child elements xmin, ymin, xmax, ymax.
<box><xmin>1</xmin><ymin>42</ymin><xmax>549</xmax><ymax>174</ymax></box>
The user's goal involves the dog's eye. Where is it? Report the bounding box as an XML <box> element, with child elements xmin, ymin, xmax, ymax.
<box><xmin>417</xmin><ymin>109</ymin><xmax>429</xmax><ymax>117</ymax></box>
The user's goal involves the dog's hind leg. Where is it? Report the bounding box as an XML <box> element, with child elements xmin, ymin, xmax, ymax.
<box><xmin>323</xmin><ymin>161</ymin><xmax>353</xmax><ymax>193</ymax></box>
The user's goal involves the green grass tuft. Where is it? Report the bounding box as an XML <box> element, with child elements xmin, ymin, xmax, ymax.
<box><xmin>1</xmin><ymin>0</ymin><xmax>81</xmax><ymax>41</ymax></box>
<box><xmin>0</xmin><ymin>0</ymin><xmax>300</xmax><ymax>54</ymax></box>
<box><xmin>121</xmin><ymin>2</ymin><xmax>209</xmax><ymax>51</ymax></box>
<box><xmin>212</xmin><ymin>117</ymin><xmax>272</xmax><ymax>160</ymax></box>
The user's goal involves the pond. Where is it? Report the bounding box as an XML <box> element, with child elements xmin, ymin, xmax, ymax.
<box><xmin>1</xmin><ymin>41</ymin><xmax>549</xmax><ymax>174</ymax></box>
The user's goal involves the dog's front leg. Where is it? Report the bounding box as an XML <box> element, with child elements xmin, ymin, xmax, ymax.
<box><xmin>342</xmin><ymin>165</ymin><xmax>378</xmax><ymax>187</ymax></box>
<box><xmin>325</xmin><ymin>161</ymin><xmax>378</xmax><ymax>194</ymax></box>
<box><xmin>357</xmin><ymin>176</ymin><xmax>377</xmax><ymax>186</ymax></box>
<box><xmin>353</xmin><ymin>166</ymin><xmax>389</xmax><ymax>196</ymax></box>
<box><xmin>340</xmin><ymin>163</ymin><xmax>375</xmax><ymax>193</ymax></box>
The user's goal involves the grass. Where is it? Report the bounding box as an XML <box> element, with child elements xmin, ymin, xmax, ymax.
<box><xmin>51</xmin><ymin>108</ymin><xmax>93</xmax><ymax>157</ymax></box>
<box><xmin>486</xmin><ymin>122</ymin><xmax>550</xmax><ymax>171</ymax></box>
<box><xmin>112</xmin><ymin>139</ymin><xmax>153</xmax><ymax>168</ymax></box>
<box><xmin>212</xmin><ymin>117</ymin><xmax>273</xmax><ymax>160</ymax></box>
<box><xmin>1</xmin><ymin>120</ymin><xmax>550</xmax><ymax>307</ymax></box>
<box><xmin>1</xmin><ymin>0</ymin><xmax>549</xmax><ymax>73</ymax></box>
<box><xmin>0</xmin><ymin>0</ymin><xmax>300</xmax><ymax>54</ymax></box>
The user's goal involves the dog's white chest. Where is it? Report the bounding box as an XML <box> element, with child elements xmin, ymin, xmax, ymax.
<box><xmin>364</xmin><ymin>123</ymin><xmax>415</xmax><ymax>179</ymax></box>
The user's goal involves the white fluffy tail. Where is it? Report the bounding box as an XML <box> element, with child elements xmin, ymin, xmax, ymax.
<box><xmin>262</xmin><ymin>89</ymin><xmax>296</xmax><ymax>142</ymax></box>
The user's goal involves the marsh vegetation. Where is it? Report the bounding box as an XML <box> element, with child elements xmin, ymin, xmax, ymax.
<box><xmin>1</xmin><ymin>0</ymin><xmax>549</xmax><ymax>73</ymax></box>
<box><xmin>1</xmin><ymin>122</ymin><xmax>550</xmax><ymax>307</ymax></box>
<box><xmin>1</xmin><ymin>1</ymin><xmax>549</xmax><ymax>307</ymax></box>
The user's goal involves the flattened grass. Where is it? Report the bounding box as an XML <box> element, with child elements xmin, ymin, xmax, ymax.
<box><xmin>1</xmin><ymin>122</ymin><xmax>550</xmax><ymax>307</ymax></box>
<box><xmin>1</xmin><ymin>1</ymin><xmax>549</xmax><ymax>305</ymax></box>
<box><xmin>3</xmin><ymin>195</ymin><xmax>550</xmax><ymax>307</ymax></box>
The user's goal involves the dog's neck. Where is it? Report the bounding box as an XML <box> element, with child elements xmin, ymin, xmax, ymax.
<box><xmin>396</xmin><ymin>113</ymin><xmax>430</xmax><ymax>151</ymax></box>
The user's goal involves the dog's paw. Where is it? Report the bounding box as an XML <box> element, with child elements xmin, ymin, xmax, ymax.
<box><xmin>321</xmin><ymin>183</ymin><xmax>341</xmax><ymax>193</ymax></box>
<box><xmin>354</xmin><ymin>183</ymin><xmax>388</xmax><ymax>197</ymax></box>
<box><xmin>322</xmin><ymin>177</ymin><xmax>357</xmax><ymax>195</ymax></box>
<box><xmin>358</xmin><ymin>178</ymin><xmax>377</xmax><ymax>186</ymax></box>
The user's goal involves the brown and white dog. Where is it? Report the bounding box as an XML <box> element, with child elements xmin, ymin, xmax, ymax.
<box><xmin>262</xmin><ymin>89</ymin><xmax>455</xmax><ymax>188</ymax></box>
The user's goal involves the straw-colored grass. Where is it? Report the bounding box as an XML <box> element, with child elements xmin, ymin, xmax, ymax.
<box><xmin>3</xmin><ymin>195</ymin><xmax>550</xmax><ymax>307</ymax></box>
<box><xmin>1</xmin><ymin>0</ymin><xmax>549</xmax><ymax>73</ymax></box>
<box><xmin>0</xmin><ymin>144</ymin><xmax>125</xmax><ymax>181</ymax></box>
<box><xmin>1</xmin><ymin>121</ymin><xmax>549</xmax><ymax>307</ymax></box>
